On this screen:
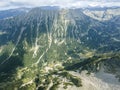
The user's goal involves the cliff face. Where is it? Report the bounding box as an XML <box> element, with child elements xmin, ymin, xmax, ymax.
<box><xmin>0</xmin><ymin>7</ymin><xmax>120</xmax><ymax>90</ymax></box>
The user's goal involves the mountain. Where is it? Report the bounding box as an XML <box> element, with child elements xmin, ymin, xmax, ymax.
<box><xmin>0</xmin><ymin>7</ymin><xmax>31</xmax><ymax>20</ymax></box>
<box><xmin>0</xmin><ymin>7</ymin><xmax>120</xmax><ymax>90</ymax></box>
<box><xmin>83</xmin><ymin>7</ymin><xmax>120</xmax><ymax>21</ymax></box>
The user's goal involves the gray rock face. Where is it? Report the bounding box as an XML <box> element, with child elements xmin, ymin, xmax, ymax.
<box><xmin>83</xmin><ymin>8</ymin><xmax>120</xmax><ymax>21</ymax></box>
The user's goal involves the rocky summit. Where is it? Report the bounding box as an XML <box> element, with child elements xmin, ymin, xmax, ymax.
<box><xmin>0</xmin><ymin>7</ymin><xmax>120</xmax><ymax>90</ymax></box>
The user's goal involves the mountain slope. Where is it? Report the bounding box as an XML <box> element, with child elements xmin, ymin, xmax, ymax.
<box><xmin>0</xmin><ymin>8</ymin><xmax>30</xmax><ymax>20</ymax></box>
<box><xmin>0</xmin><ymin>7</ymin><xmax>120</xmax><ymax>90</ymax></box>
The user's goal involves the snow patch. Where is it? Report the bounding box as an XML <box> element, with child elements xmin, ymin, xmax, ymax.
<box><xmin>112</xmin><ymin>38</ymin><xmax>120</xmax><ymax>42</ymax></box>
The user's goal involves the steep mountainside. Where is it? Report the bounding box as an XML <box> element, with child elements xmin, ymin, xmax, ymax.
<box><xmin>0</xmin><ymin>8</ymin><xmax>30</xmax><ymax>20</ymax></box>
<box><xmin>0</xmin><ymin>7</ymin><xmax>120</xmax><ymax>90</ymax></box>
